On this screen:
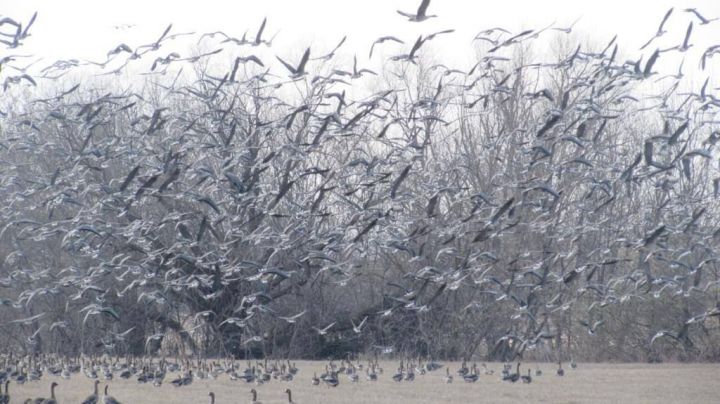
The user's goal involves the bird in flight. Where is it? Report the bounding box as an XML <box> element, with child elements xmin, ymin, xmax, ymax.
<box><xmin>684</xmin><ymin>8</ymin><xmax>718</xmax><ymax>25</ymax></box>
<box><xmin>369</xmin><ymin>36</ymin><xmax>404</xmax><ymax>58</ymax></box>
<box><xmin>351</xmin><ymin>316</ymin><xmax>368</xmax><ymax>333</ymax></box>
<box><xmin>276</xmin><ymin>47</ymin><xmax>311</xmax><ymax>78</ymax></box>
<box><xmin>397</xmin><ymin>0</ymin><xmax>437</xmax><ymax>22</ymax></box>
<box><xmin>640</xmin><ymin>7</ymin><xmax>674</xmax><ymax>50</ymax></box>
<box><xmin>278</xmin><ymin>310</ymin><xmax>306</xmax><ymax>324</ymax></box>
<box><xmin>661</xmin><ymin>22</ymin><xmax>693</xmax><ymax>53</ymax></box>
<box><xmin>312</xmin><ymin>322</ymin><xmax>336</xmax><ymax>335</ymax></box>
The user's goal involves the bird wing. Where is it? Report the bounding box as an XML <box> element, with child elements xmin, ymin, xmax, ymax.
<box><xmin>409</xmin><ymin>36</ymin><xmax>424</xmax><ymax>58</ymax></box>
<box><xmin>332</xmin><ymin>36</ymin><xmax>347</xmax><ymax>52</ymax></box>
<box><xmin>643</xmin><ymin>49</ymin><xmax>660</xmax><ymax>76</ymax></box>
<box><xmin>255</xmin><ymin>17</ymin><xmax>266</xmax><ymax>43</ymax></box>
<box><xmin>157</xmin><ymin>24</ymin><xmax>173</xmax><ymax>44</ymax></box>
<box><xmin>658</xmin><ymin>8</ymin><xmax>674</xmax><ymax>33</ymax></box>
<box><xmin>683</xmin><ymin>22</ymin><xmax>693</xmax><ymax>48</ymax></box>
<box><xmin>276</xmin><ymin>55</ymin><xmax>297</xmax><ymax>75</ymax></box>
<box><xmin>247</xmin><ymin>55</ymin><xmax>265</xmax><ymax>67</ymax></box>
<box><xmin>297</xmin><ymin>47</ymin><xmax>311</xmax><ymax>73</ymax></box>
<box><xmin>417</xmin><ymin>0</ymin><xmax>432</xmax><ymax>17</ymax></box>
<box><xmin>21</xmin><ymin>12</ymin><xmax>38</xmax><ymax>38</ymax></box>
<box><xmin>396</xmin><ymin>10</ymin><xmax>414</xmax><ymax>18</ymax></box>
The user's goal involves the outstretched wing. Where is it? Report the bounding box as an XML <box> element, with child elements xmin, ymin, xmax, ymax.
<box><xmin>276</xmin><ymin>55</ymin><xmax>297</xmax><ymax>75</ymax></box>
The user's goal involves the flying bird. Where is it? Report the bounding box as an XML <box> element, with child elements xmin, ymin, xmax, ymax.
<box><xmin>684</xmin><ymin>8</ymin><xmax>718</xmax><ymax>25</ymax></box>
<box><xmin>352</xmin><ymin>316</ymin><xmax>368</xmax><ymax>333</ymax></box>
<box><xmin>369</xmin><ymin>36</ymin><xmax>404</xmax><ymax>58</ymax></box>
<box><xmin>640</xmin><ymin>7</ymin><xmax>673</xmax><ymax>50</ymax></box>
<box><xmin>278</xmin><ymin>310</ymin><xmax>306</xmax><ymax>324</ymax></box>
<box><xmin>276</xmin><ymin>47</ymin><xmax>311</xmax><ymax>78</ymax></box>
<box><xmin>312</xmin><ymin>322</ymin><xmax>336</xmax><ymax>335</ymax></box>
<box><xmin>661</xmin><ymin>22</ymin><xmax>693</xmax><ymax>53</ymax></box>
<box><xmin>397</xmin><ymin>0</ymin><xmax>437</xmax><ymax>22</ymax></box>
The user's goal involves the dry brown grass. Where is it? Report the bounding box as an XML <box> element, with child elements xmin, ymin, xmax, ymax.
<box><xmin>7</xmin><ymin>362</ymin><xmax>720</xmax><ymax>403</ymax></box>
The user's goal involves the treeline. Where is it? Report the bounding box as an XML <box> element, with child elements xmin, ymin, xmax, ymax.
<box><xmin>0</xmin><ymin>17</ymin><xmax>719</xmax><ymax>363</ymax></box>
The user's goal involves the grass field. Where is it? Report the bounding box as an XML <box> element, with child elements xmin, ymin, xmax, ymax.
<box><xmin>6</xmin><ymin>362</ymin><xmax>720</xmax><ymax>403</ymax></box>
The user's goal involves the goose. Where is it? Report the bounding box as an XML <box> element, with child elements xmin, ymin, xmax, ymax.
<box><xmin>208</xmin><ymin>392</ymin><xmax>215</xmax><ymax>404</ymax></box>
<box><xmin>501</xmin><ymin>364</ymin><xmax>510</xmax><ymax>378</ymax></box>
<box><xmin>392</xmin><ymin>367</ymin><xmax>403</xmax><ymax>382</ymax></box>
<box><xmin>252</xmin><ymin>18</ymin><xmax>267</xmax><ymax>46</ymax></box>
<box><xmin>397</xmin><ymin>0</ymin><xmax>437</xmax><ymax>22</ymax></box>
<box><xmin>0</xmin><ymin>381</ymin><xmax>8</xmax><ymax>404</ymax></box>
<box><xmin>684</xmin><ymin>8</ymin><xmax>718</xmax><ymax>25</ymax></box>
<box><xmin>285</xmin><ymin>388</ymin><xmax>297</xmax><ymax>403</ymax></box>
<box><xmin>482</xmin><ymin>363</ymin><xmax>494</xmax><ymax>375</ymax></box>
<box><xmin>640</xmin><ymin>7</ymin><xmax>673</xmax><ymax>50</ymax></box>
<box><xmin>171</xmin><ymin>370</ymin><xmax>193</xmax><ymax>387</ymax></box>
<box><xmin>389</xmin><ymin>36</ymin><xmax>425</xmax><ymax>63</ymax></box>
<box><xmin>403</xmin><ymin>367</ymin><xmax>415</xmax><ymax>382</ymax></box>
<box><xmin>347</xmin><ymin>368</ymin><xmax>359</xmax><ymax>383</ymax></box>
<box><xmin>521</xmin><ymin>369</ymin><xmax>533</xmax><ymax>384</ymax></box>
<box><xmin>369</xmin><ymin>36</ymin><xmax>404</xmax><ymax>58</ymax></box>
<box><xmin>366</xmin><ymin>367</ymin><xmax>377</xmax><ymax>381</ymax></box>
<box><xmin>661</xmin><ymin>22</ymin><xmax>693</xmax><ymax>53</ymax></box>
<box><xmin>278</xmin><ymin>310</ymin><xmax>306</xmax><ymax>324</ymax></box>
<box><xmin>444</xmin><ymin>368</ymin><xmax>453</xmax><ymax>383</ymax></box>
<box><xmin>557</xmin><ymin>361</ymin><xmax>565</xmax><ymax>376</ymax></box>
<box><xmin>457</xmin><ymin>361</ymin><xmax>469</xmax><ymax>376</ymax></box>
<box><xmin>250</xmin><ymin>388</ymin><xmax>262</xmax><ymax>404</ymax></box>
<box><xmin>103</xmin><ymin>385</ymin><xmax>121</xmax><ymax>404</ymax></box>
<box><xmin>503</xmin><ymin>363</ymin><xmax>520</xmax><ymax>382</ymax></box>
<box><xmin>351</xmin><ymin>315</ymin><xmax>368</xmax><ymax>333</ymax></box>
<box><xmin>313</xmin><ymin>36</ymin><xmax>346</xmax><ymax>61</ymax></box>
<box><xmin>463</xmin><ymin>364</ymin><xmax>478</xmax><ymax>383</ymax></box>
<box><xmin>31</xmin><ymin>381</ymin><xmax>57</xmax><ymax>404</ymax></box>
<box><xmin>311</xmin><ymin>372</ymin><xmax>320</xmax><ymax>385</ymax></box>
<box><xmin>276</xmin><ymin>48</ymin><xmax>311</xmax><ymax>79</ymax></box>
<box><xmin>82</xmin><ymin>380</ymin><xmax>100</xmax><ymax>404</ymax></box>
<box><xmin>323</xmin><ymin>371</ymin><xmax>339</xmax><ymax>387</ymax></box>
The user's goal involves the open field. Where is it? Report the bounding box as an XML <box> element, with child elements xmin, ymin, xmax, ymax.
<box><xmin>6</xmin><ymin>362</ymin><xmax>720</xmax><ymax>404</ymax></box>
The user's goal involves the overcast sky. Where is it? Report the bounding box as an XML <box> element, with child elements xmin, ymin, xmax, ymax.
<box><xmin>3</xmin><ymin>1</ymin><xmax>719</xmax><ymax>84</ymax></box>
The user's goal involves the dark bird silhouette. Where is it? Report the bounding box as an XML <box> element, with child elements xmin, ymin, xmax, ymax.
<box><xmin>397</xmin><ymin>0</ymin><xmax>437</xmax><ymax>22</ymax></box>
<box><xmin>276</xmin><ymin>47</ymin><xmax>311</xmax><ymax>78</ymax></box>
<box><xmin>640</xmin><ymin>8</ymin><xmax>673</xmax><ymax>50</ymax></box>
<box><xmin>684</xmin><ymin>8</ymin><xmax>718</xmax><ymax>25</ymax></box>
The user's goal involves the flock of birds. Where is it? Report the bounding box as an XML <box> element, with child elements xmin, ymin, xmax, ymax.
<box><xmin>0</xmin><ymin>354</ymin><xmax>582</xmax><ymax>403</ymax></box>
<box><xmin>0</xmin><ymin>2</ymin><xmax>719</xmax><ymax>400</ymax></box>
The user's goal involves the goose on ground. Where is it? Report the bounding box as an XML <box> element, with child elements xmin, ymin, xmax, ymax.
<box><xmin>521</xmin><ymin>369</ymin><xmax>532</xmax><ymax>384</ymax></box>
<box><xmin>444</xmin><ymin>368</ymin><xmax>453</xmax><ymax>383</ymax></box>
<box><xmin>285</xmin><ymin>388</ymin><xmax>297</xmax><ymax>403</ymax></box>
<box><xmin>81</xmin><ymin>380</ymin><xmax>100</xmax><ymax>404</ymax></box>
<box><xmin>503</xmin><ymin>363</ymin><xmax>520</xmax><ymax>382</ymax></box>
<box><xmin>250</xmin><ymin>388</ymin><xmax>262</xmax><ymax>404</ymax></box>
<box><xmin>0</xmin><ymin>381</ymin><xmax>8</xmax><ymax>404</ymax></box>
<box><xmin>103</xmin><ymin>384</ymin><xmax>121</xmax><ymax>404</ymax></box>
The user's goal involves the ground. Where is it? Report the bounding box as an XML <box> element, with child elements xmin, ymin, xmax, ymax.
<box><xmin>7</xmin><ymin>362</ymin><xmax>720</xmax><ymax>403</ymax></box>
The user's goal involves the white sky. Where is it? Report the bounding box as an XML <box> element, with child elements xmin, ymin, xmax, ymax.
<box><xmin>3</xmin><ymin>1</ymin><xmax>720</xmax><ymax>84</ymax></box>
